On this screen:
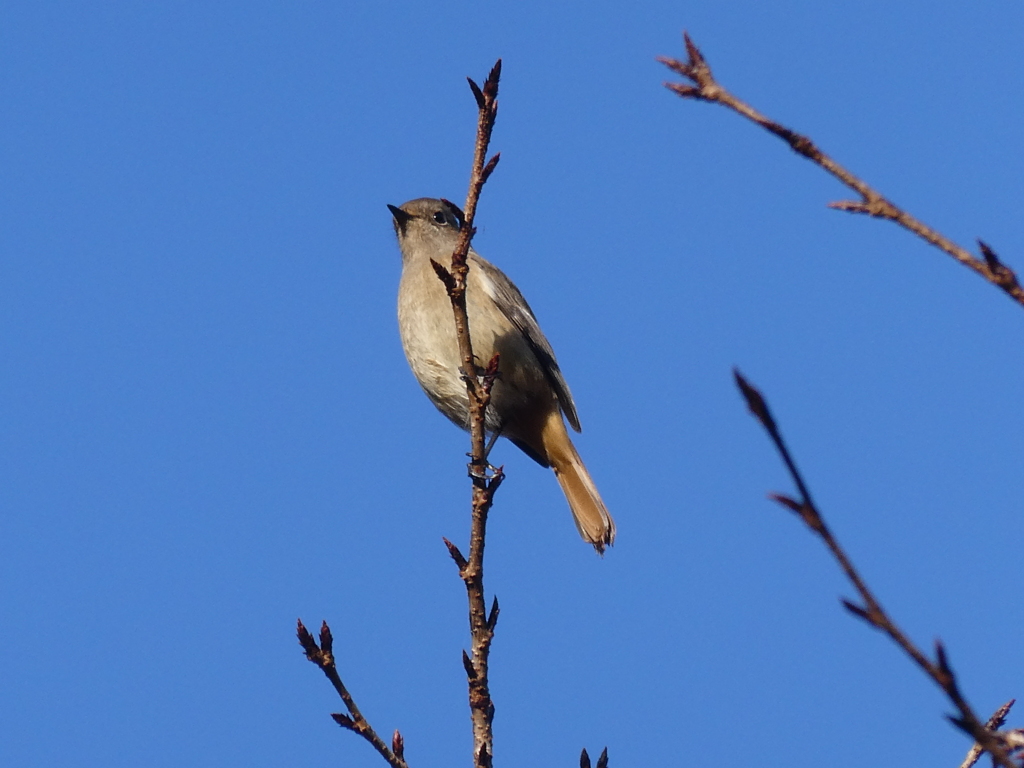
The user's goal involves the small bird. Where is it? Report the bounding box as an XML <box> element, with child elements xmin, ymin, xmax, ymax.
<box><xmin>389</xmin><ymin>197</ymin><xmax>615</xmax><ymax>553</ymax></box>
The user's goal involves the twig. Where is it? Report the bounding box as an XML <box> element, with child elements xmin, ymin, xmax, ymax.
<box><xmin>733</xmin><ymin>370</ymin><xmax>1019</xmax><ymax>768</ymax></box>
<box><xmin>658</xmin><ymin>33</ymin><xmax>1024</xmax><ymax>309</ymax></box>
<box><xmin>580</xmin><ymin>746</ymin><xmax>609</xmax><ymax>768</ymax></box>
<box><xmin>432</xmin><ymin>59</ymin><xmax>505</xmax><ymax>768</ymax></box>
<box><xmin>297</xmin><ymin>619</ymin><xmax>409</xmax><ymax>768</ymax></box>
<box><xmin>431</xmin><ymin>59</ymin><xmax>503</xmax><ymax>476</ymax></box>
<box><xmin>960</xmin><ymin>701</ymin><xmax>1016</xmax><ymax>768</ymax></box>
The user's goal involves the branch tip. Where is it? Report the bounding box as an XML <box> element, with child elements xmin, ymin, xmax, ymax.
<box><xmin>768</xmin><ymin>492</ymin><xmax>802</xmax><ymax>513</ymax></box>
<box><xmin>467</xmin><ymin>77</ymin><xmax>485</xmax><ymax>110</ymax></box>
<box><xmin>319</xmin><ymin>621</ymin><xmax>334</xmax><ymax>655</ymax></box>
<box><xmin>683</xmin><ymin>31</ymin><xmax>704</xmax><ymax>67</ymax></box>
<box><xmin>484</xmin><ymin>58</ymin><xmax>502</xmax><ymax>99</ymax></box>
<box><xmin>487</xmin><ymin>596</ymin><xmax>500</xmax><ymax>630</ymax></box>
<box><xmin>481</xmin><ymin>153</ymin><xmax>501</xmax><ymax>184</ymax></box>
<box><xmin>733</xmin><ymin>369</ymin><xmax>776</xmax><ymax>432</ymax></box>
<box><xmin>430</xmin><ymin>258</ymin><xmax>457</xmax><ymax>293</ymax></box>
<box><xmin>656</xmin><ymin>56</ymin><xmax>690</xmax><ymax>78</ymax></box>
<box><xmin>828</xmin><ymin>200</ymin><xmax>869</xmax><ymax>213</ymax></box>
<box><xmin>979</xmin><ymin>240</ymin><xmax>1001</xmax><ymax>270</ymax></box>
<box><xmin>935</xmin><ymin>639</ymin><xmax>951</xmax><ymax>674</ymax></box>
<box><xmin>331</xmin><ymin>712</ymin><xmax>355</xmax><ymax>730</ymax></box>
<box><xmin>392</xmin><ymin>729</ymin><xmax>405</xmax><ymax>760</ymax></box>
<box><xmin>947</xmin><ymin>713</ymin><xmax>972</xmax><ymax>734</ymax></box>
<box><xmin>994</xmin><ymin>700</ymin><xmax>1016</xmax><ymax>729</ymax></box>
<box><xmin>462</xmin><ymin>649</ymin><xmax>477</xmax><ymax>680</ymax></box>
<box><xmin>296</xmin><ymin>618</ymin><xmax>318</xmax><ymax>655</ymax></box>
<box><xmin>840</xmin><ymin>598</ymin><xmax>872</xmax><ymax>622</ymax></box>
<box><xmin>483</xmin><ymin>352</ymin><xmax>501</xmax><ymax>380</ymax></box>
<box><xmin>665</xmin><ymin>82</ymin><xmax>702</xmax><ymax>98</ymax></box>
<box><xmin>975</xmin><ymin>239</ymin><xmax>1020</xmax><ymax>290</ymax></box>
<box><xmin>442</xmin><ymin>537</ymin><xmax>469</xmax><ymax>570</ymax></box>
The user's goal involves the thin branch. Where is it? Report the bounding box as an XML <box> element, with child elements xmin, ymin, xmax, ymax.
<box><xmin>297</xmin><ymin>619</ymin><xmax>409</xmax><ymax>768</ymax></box>
<box><xmin>960</xmin><ymin>701</ymin><xmax>1016</xmax><ymax>768</ymax></box>
<box><xmin>433</xmin><ymin>58</ymin><xmax>505</xmax><ymax>768</ymax></box>
<box><xmin>580</xmin><ymin>747</ymin><xmax>609</xmax><ymax>768</ymax></box>
<box><xmin>733</xmin><ymin>371</ymin><xmax>1019</xmax><ymax>768</ymax></box>
<box><xmin>431</xmin><ymin>59</ymin><xmax>503</xmax><ymax>475</ymax></box>
<box><xmin>658</xmin><ymin>33</ymin><xmax>1024</xmax><ymax>309</ymax></box>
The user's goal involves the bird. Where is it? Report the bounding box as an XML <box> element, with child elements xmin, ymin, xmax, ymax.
<box><xmin>388</xmin><ymin>197</ymin><xmax>615</xmax><ymax>553</ymax></box>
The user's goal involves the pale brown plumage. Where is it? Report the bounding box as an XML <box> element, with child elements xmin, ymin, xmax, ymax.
<box><xmin>389</xmin><ymin>197</ymin><xmax>615</xmax><ymax>553</ymax></box>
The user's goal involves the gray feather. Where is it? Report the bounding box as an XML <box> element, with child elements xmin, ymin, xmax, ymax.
<box><xmin>470</xmin><ymin>253</ymin><xmax>582</xmax><ymax>432</ymax></box>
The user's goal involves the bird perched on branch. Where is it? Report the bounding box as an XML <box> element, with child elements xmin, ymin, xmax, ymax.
<box><xmin>389</xmin><ymin>197</ymin><xmax>615</xmax><ymax>553</ymax></box>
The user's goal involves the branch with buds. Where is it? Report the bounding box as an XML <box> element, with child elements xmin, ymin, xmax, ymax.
<box><xmin>658</xmin><ymin>33</ymin><xmax>1024</xmax><ymax>309</ymax></box>
<box><xmin>734</xmin><ymin>371</ymin><xmax>1021</xmax><ymax>768</ymax></box>
<box><xmin>431</xmin><ymin>59</ymin><xmax>505</xmax><ymax>768</ymax></box>
<box><xmin>296</xmin><ymin>619</ymin><xmax>409</xmax><ymax>768</ymax></box>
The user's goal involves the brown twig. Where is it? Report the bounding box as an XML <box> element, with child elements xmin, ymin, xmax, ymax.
<box><xmin>430</xmin><ymin>59</ymin><xmax>503</xmax><ymax>476</ymax></box>
<box><xmin>960</xmin><ymin>701</ymin><xmax>1016</xmax><ymax>768</ymax></box>
<box><xmin>580</xmin><ymin>746</ymin><xmax>609</xmax><ymax>768</ymax></box>
<box><xmin>658</xmin><ymin>33</ymin><xmax>1024</xmax><ymax>309</ymax></box>
<box><xmin>431</xmin><ymin>59</ymin><xmax>504</xmax><ymax>768</ymax></box>
<box><xmin>297</xmin><ymin>619</ymin><xmax>409</xmax><ymax>768</ymax></box>
<box><xmin>733</xmin><ymin>370</ymin><xmax>1020</xmax><ymax>768</ymax></box>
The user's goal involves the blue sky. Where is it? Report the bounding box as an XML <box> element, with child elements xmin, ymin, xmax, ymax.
<box><xmin>2</xmin><ymin>2</ymin><xmax>1023</xmax><ymax>766</ymax></box>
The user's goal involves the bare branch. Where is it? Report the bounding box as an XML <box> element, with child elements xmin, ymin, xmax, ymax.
<box><xmin>659</xmin><ymin>33</ymin><xmax>1024</xmax><ymax>308</ymax></box>
<box><xmin>733</xmin><ymin>373</ymin><xmax>1019</xmax><ymax>768</ymax></box>
<box><xmin>438</xmin><ymin>59</ymin><xmax>502</xmax><ymax>474</ymax></box>
<box><xmin>297</xmin><ymin>619</ymin><xmax>409</xmax><ymax>768</ymax></box>
<box><xmin>435</xmin><ymin>58</ymin><xmax>505</xmax><ymax>768</ymax></box>
<box><xmin>959</xmin><ymin>700</ymin><xmax>1016</xmax><ymax>768</ymax></box>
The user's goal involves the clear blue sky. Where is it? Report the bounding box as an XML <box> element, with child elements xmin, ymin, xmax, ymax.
<box><xmin>2</xmin><ymin>2</ymin><xmax>1023</xmax><ymax>766</ymax></box>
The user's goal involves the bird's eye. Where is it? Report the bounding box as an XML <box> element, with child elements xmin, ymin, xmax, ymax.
<box><xmin>432</xmin><ymin>211</ymin><xmax>447</xmax><ymax>225</ymax></box>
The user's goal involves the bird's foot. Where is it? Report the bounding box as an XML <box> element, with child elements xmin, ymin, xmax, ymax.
<box><xmin>466</xmin><ymin>459</ymin><xmax>502</xmax><ymax>481</ymax></box>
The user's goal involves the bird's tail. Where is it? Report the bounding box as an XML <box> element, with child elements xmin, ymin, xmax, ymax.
<box><xmin>542</xmin><ymin>412</ymin><xmax>615</xmax><ymax>554</ymax></box>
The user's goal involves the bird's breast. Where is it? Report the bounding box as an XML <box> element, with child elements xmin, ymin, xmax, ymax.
<box><xmin>397</xmin><ymin>258</ymin><xmax>553</xmax><ymax>431</ymax></box>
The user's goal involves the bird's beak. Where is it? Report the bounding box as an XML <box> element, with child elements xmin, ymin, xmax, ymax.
<box><xmin>388</xmin><ymin>204</ymin><xmax>413</xmax><ymax>232</ymax></box>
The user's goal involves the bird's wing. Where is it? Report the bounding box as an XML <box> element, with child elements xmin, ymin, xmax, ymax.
<box><xmin>471</xmin><ymin>253</ymin><xmax>582</xmax><ymax>432</ymax></box>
